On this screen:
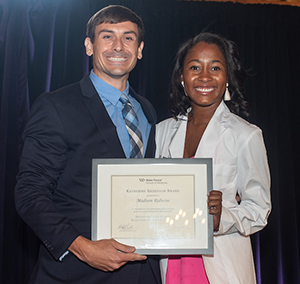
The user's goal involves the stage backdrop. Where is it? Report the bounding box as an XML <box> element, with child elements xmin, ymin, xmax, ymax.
<box><xmin>1</xmin><ymin>0</ymin><xmax>300</xmax><ymax>283</ymax></box>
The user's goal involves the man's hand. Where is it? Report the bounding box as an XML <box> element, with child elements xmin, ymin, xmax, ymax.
<box><xmin>68</xmin><ymin>236</ymin><xmax>147</xmax><ymax>271</ymax></box>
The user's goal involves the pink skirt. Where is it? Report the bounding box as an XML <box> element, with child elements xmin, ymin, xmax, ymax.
<box><xmin>166</xmin><ymin>255</ymin><xmax>210</xmax><ymax>284</ymax></box>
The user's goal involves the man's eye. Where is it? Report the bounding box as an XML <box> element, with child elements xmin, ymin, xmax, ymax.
<box><xmin>125</xmin><ymin>36</ymin><xmax>133</xmax><ymax>41</ymax></box>
<box><xmin>103</xmin><ymin>35</ymin><xmax>111</xmax><ymax>39</ymax></box>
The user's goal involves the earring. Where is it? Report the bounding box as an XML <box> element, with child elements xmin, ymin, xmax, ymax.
<box><xmin>181</xmin><ymin>81</ymin><xmax>188</xmax><ymax>96</ymax></box>
<box><xmin>224</xmin><ymin>83</ymin><xmax>231</xmax><ymax>101</ymax></box>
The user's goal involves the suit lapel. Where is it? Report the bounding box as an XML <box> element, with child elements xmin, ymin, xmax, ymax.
<box><xmin>168</xmin><ymin>102</ymin><xmax>230</xmax><ymax>158</ymax></box>
<box><xmin>80</xmin><ymin>74</ymin><xmax>125</xmax><ymax>158</ymax></box>
<box><xmin>168</xmin><ymin>117</ymin><xmax>187</xmax><ymax>158</ymax></box>
<box><xmin>129</xmin><ymin>87</ymin><xmax>156</xmax><ymax>157</ymax></box>
<box><xmin>196</xmin><ymin>102</ymin><xmax>230</xmax><ymax>157</ymax></box>
<box><xmin>129</xmin><ymin>87</ymin><xmax>156</xmax><ymax>125</ymax></box>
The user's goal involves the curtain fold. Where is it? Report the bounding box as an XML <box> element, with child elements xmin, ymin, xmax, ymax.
<box><xmin>0</xmin><ymin>1</ymin><xmax>30</xmax><ymax>282</ymax></box>
<box><xmin>1</xmin><ymin>0</ymin><xmax>299</xmax><ymax>283</ymax></box>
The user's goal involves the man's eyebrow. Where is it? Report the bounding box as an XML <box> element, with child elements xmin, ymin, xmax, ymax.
<box><xmin>98</xmin><ymin>29</ymin><xmax>138</xmax><ymax>37</ymax></box>
<box><xmin>124</xmin><ymin>31</ymin><xmax>138</xmax><ymax>37</ymax></box>
<box><xmin>98</xmin><ymin>29</ymin><xmax>114</xmax><ymax>34</ymax></box>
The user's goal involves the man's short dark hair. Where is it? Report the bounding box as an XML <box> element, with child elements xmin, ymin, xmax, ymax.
<box><xmin>86</xmin><ymin>5</ymin><xmax>144</xmax><ymax>45</ymax></box>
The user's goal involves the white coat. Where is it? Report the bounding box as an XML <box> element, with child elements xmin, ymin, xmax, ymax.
<box><xmin>155</xmin><ymin>101</ymin><xmax>271</xmax><ymax>284</ymax></box>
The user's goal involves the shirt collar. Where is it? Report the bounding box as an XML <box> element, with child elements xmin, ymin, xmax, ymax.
<box><xmin>89</xmin><ymin>70</ymin><xmax>130</xmax><ymax>106</ymax></box>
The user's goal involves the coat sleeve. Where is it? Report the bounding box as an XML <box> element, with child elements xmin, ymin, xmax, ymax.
<box><xmin>216</xmin><ymin>128</ymin><xmax>271</xmax><ymax>236</ymax></box>
<box><xmin>14</xmin><ymin>94</ymin><xmax>80</xmax><ymax>260</ymax></box>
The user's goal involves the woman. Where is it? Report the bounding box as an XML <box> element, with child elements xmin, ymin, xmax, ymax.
<box><xmin>156</xmin><ymin>32</ymin><xmax>271</xmax><ymax>284</ymax></box>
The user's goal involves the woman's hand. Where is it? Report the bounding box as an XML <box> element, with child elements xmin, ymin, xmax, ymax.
<box><xmin>207</xmin><ymin>190</ymin><xmax>223</xmax><ymax>231</ymax></box>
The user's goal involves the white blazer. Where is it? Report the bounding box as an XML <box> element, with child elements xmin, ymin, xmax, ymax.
<box><xmin>156</xmin><ymin>101</ymin><xmax>271</xmax><ymax>284</ymax></box>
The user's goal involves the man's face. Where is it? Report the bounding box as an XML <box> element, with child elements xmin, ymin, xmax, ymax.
<box><xmin>85</xmin><ymin>21</ymin><xmax>144</xmax><ymax>88</ymax></box>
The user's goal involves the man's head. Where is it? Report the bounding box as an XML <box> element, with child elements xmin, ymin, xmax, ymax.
<box><xmin>84</xmin><ymin>5</ymin><xmax>145</xmax><ymax>90</ymax></box>
<box><xmin>86</xmin><ymin>5</ymin><xmax>144</xmax><ymax>45</ymax></box>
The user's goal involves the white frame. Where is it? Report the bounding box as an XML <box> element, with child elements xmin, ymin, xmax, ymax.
<box><xmin>91</xmin><ymin>158</ymin><xmax>213</xmax><ymax>255</ymax></box>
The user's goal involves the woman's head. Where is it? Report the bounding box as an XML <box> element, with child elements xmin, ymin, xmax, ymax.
<box><xmin>170</xmin><ymin>32</ymin><xmax>248</xmax><ymax>118</ymax></box>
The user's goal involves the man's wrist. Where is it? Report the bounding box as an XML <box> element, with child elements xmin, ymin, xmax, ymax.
<box><xmin>68</xmin><ymin>235</ymin><xmax>89</xmax><ymax>261</ymax></box>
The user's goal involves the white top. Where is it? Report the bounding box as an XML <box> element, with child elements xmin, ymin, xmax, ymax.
<box><xmin>155</xmin><ymin>101</ymin><xmax>271</xmax><ymax>284</ymax></box>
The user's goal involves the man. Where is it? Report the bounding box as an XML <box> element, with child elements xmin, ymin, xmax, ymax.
<box><xmin>15</xmin><ymin>5</ymin><xmax>160</xmax><ymax>284</ymax></box>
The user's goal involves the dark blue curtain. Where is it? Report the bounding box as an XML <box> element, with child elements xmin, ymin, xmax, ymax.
<box><xmin>1</xmin><ymin>0</ymin><xmax>300</xmax><ymax>283</ymax></box>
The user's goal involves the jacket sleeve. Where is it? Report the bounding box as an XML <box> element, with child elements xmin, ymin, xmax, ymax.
<box><xmin>216</xmin><ymin>128</ymin><xmax>271</xmax><ymax>236</ymax></box>
<box><xmin>14</xmin><ymin>94</ymin><xmax>80</xmax><ymax>260</ymax></box>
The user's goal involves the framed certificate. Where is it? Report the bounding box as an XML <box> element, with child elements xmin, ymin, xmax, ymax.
<box><xmin>91</xmin><ymin>158</ymin><xmax>213</xmax><ymax>255</ymax></box>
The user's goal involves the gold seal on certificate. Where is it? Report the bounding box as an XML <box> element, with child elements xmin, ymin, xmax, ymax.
<box><xmin>92</xmin><ymin>158</ymin><xmax>213</xmax><ymax>255</ymax></box>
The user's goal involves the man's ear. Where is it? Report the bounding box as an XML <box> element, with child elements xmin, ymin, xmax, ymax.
<box><xmin>137</xmin><ymin>41</ymin><xmax>144</xmax><ymax>60</ymax></box>
<box><xmin>84</xmin><ymin>37</ymin><xmax>93</xmax><ymax>56</ymax></box>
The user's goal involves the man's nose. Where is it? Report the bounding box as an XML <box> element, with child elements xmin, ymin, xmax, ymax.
<box><xmin>113</xmin><ymin>38</ymin><xmax>123</xmax><ymax>52</ymax></box>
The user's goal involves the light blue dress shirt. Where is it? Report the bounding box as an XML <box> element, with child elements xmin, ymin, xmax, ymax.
<box><xmin>89</xmin><ymin>70</ymin><xmax>150</xmax><ymax>158</ymax></box>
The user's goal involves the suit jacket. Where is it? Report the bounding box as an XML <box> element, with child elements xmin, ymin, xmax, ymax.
<box><xmin>15</xmin><ymin>74</ymin><xmax>161</xmax><ymax>284</ymax></box>
<box><xmin>156</xmin><ymin>101</ymin><xmax>271</xmax><ymax>284</ymax></box>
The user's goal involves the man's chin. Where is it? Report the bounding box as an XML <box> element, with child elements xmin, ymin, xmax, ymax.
<box><xmin>107</xmin><ymin>68</ymin><xmax>136</xmax><ymax>78</ymax></box>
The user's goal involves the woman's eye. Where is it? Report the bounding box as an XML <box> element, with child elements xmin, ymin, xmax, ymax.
<box><xmin>212</xmin><ymin>66</ymin><xmax>221</xmax><ymax>71</ymax></box>
<box><xmin>190</xmin><ymin>66</ymin><xmax>199</xmax><ymax>70</ymax></box>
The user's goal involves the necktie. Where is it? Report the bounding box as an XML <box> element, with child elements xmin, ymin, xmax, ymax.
<box><xmin>120</xmin><ymin>94</ymin><xmax>143</xmax><ymax>158</ymax></box>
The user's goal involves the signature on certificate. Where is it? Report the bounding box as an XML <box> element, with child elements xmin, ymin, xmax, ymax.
<box><xmin>118</xmin><ymin>223</ymin><xmax>133</xmax><ymax>230</ymax></box>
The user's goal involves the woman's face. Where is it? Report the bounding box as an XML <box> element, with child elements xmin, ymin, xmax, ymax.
<box><xmin>181</xmin><ymin>42</ymin><xmax>227</xmax><ymax>110</ymax></box>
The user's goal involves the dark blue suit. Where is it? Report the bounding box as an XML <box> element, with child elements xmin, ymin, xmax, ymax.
<box><xmin>15</xmin><ymin>74</ymin><xmax>160</xmax><ymax>284</ymax></box>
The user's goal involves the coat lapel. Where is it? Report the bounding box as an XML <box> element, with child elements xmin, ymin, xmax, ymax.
<box><xmin>129</xmin><ymin>86</ymin><xmax>156</xmax><ymax>157</ymax></box>
<box><xmin>168</xmin><ymin>117</ymin><xmax>187</xmax><ymax>158</ymax></box>
<box><xmin>196</xmin><ymin>102</ymin><xmax>230</xmax><ymax>158</ymax></box>
<box><xmin>168</xmin><ymin>102</ymin><xmax>230</xmax><ymax>158</ymax></box>
<box><xmin>80</xmin><ymin>74</ymin><xmax>125</xmax><ymax>158</ymax></box>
